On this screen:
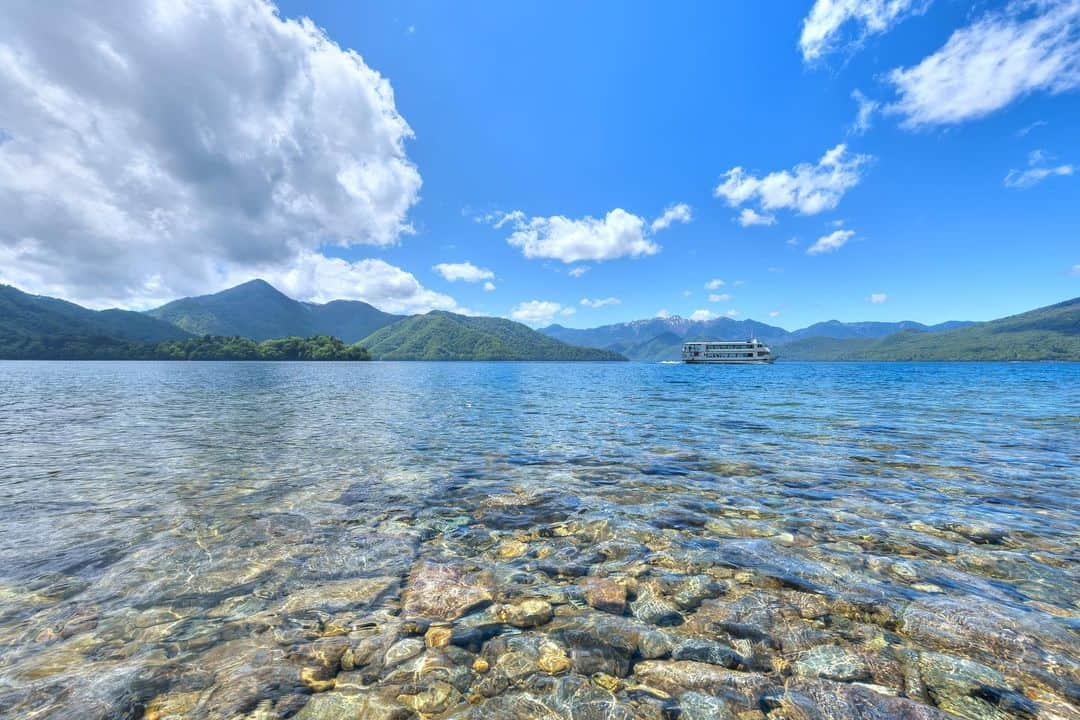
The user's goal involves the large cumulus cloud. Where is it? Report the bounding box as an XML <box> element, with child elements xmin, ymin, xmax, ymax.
<box><xmin>0</xmin><ymin>0</ymin><xmax>432</xmax><ymax>309</ymax></box>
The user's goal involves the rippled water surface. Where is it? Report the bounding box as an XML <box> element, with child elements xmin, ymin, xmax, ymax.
<box><xmin>0</xmin><ymin>361</ymin><xmax>1078</xmax><ymax>720</ymax></box>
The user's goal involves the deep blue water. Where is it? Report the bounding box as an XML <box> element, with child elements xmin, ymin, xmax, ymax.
<box><xmin>0</xmin><ymin>361</ymin><xmax>1077</xmax><ymax>718</ymax></box>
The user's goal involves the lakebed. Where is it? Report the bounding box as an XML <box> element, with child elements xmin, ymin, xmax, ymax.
<box><xmin>0</xmin><ymin>361</ymin><xmax>1077</xmax><ymax>719</ymax></box>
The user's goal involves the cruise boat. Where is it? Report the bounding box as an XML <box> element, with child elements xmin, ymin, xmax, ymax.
<box><xmin>682</xmin><ymin>339</ymin><xmax>775</xmax><ymax>364</ymax></box>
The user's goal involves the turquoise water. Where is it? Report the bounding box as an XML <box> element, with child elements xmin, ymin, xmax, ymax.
<box><xmin>0</xmin><ymin>361</ymin><xmax>1077</xmax><ymax>719</ymax></box>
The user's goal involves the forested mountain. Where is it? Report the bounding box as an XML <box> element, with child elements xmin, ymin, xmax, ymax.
<box><xmin>359</xmin><ymin>311</ymin><xmax>625</xmax><ymax>361</ymax></box>
<box><xmin>787</xmin><ymin>319</ymin><xmax>975</xmax><ymax>341</ymax></box>
<box><xmin>147</xmin><ymin>279</ymin><xmax>401</xmax><ymax>342</ymax></box>
<box><xmin>543</xmin><ymin>312</ymin><xmax>977</xmax><ymax>361</ymax></box>
<box><xmin>4</xmin><ymin>280</ymin><xmax>1076</xmax><ymax>361</ymax></box>
<box><xmin>0</xmin><ymin>284</ymin><xmax>191</xmax><ymax>356</ymax></box>
<box><xmin>780</xmin><ymin>298</ymin><xmax>1079</xmax><ymax>361</ymax></box>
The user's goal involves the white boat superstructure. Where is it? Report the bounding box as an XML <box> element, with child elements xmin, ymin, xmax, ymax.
<box><xmin>682</xmin><ymin>339</ymin><xmax>775</xmax><ymax>364</ymax></box>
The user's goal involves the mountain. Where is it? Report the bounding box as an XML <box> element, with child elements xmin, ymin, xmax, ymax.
<box><xmin>359</xmin><ymin>311</ymin><xmax>625</xmax><ymax>361</ymax></box>
<box><xmin>785</xmin><ymin>319</ymin><xmax>975</xmax><ymax>342</ymax></box>
<box><xmin>0</xmin><ymin>284</ymin><xmax>191</xmax><ymax>345</ymax></box>
<box><xmin>620</xmin><ymin>331</ymin><xmax>685</xmax><ymax>362</ymax></box>
<box><xmin>541</xmin><ymin>315</ymin><xmax>790</xmax><ymax>360</ymax></box>
<box><xmin>781</xmin><ymin>298</ymin><xmax>1080</xmax><ymax>361</ymax></box>
<box><xmin>147</xmin><ymin>279</ymin><xmax>401</xmax><ymax>342</ymax></box>
<box><xmin>543</xmin><ymin>313</ymin><xmax>982</xmax><ymax>361</ymax></box>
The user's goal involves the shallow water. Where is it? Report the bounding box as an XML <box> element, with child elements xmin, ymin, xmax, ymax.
<box><xmin>0</xmin><ymin>361</ymin><xmax>1077</xmax><ymax>719</ymax></box>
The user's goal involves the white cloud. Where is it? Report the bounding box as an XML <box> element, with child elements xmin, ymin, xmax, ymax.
<box><xmin>656</xmin><ymin>309</ymin><xmax>673</xmax><ymax>319</ymax></box>
<box><xmin>870</xmin><ymin>292</ymin><xmax>889</xmax><ymax>304</ymax></box>
<box><xmin>737</xmin><ymin>208</ymin><xmax>777</xmax><ymax>227</ymax></box>
<box><xmin>886</xmin><ymin>1</ymin><xmax>1080</xmax><ymax>127</ymax></box>
<box><xmin>715</xmin><ymin>144</ymin><xmax>871</xmax><ymax>216</ymax></box>
<box><xmin>650</xmin><ymin>203</ymin><xmax>693</xmax><ymax>231</ymax></box>
<box><xmin>724</xmin><ymin>309</ymin><xmax>739</xmax><ymax>318</ymax></box>
<box><xmin>704</xmin><ymin>278</ymin><xmax>726</xmax><ymax>289</ymax></box>
<box><xmin>0</xmin><ymin>0</ymin><xmax>422</xmax><ymax>308</ymax></box>
<box><xmin>800</xmin><ymin>0</ymin><xmax>931</xmax><ymax>63</ymax></box>
<box><xmin>708</xmin><ymin>293</ymin><xmax>731</xmax><ymax>302</ymax></box>
<box><xmin>850</xmin><ymin>89</ymin><xmax>881</xmax><ymax>134</ymax></box>
<box><xmin>568</xmin><ymin>266</ymin><xmax>589</xmax><ymax>277</ymax></box>
<box><xmin>257</xmin><ymin>252</ymin><xmax>459</xmax><ymax>314</ymax></box>
<box><xmin>580</xmin><ymin>296</ymin><xmax>621</xmax><ymax>308</ymax></box>
<box><xmin>433</xmin><ymin>261</ymin><xmax>495</xmax><ymax>283</ymax></box>
<box><xmin>483</xmin><ymin>281</ymin><xmax>496</xmax><ymax>292</ymax></box>
<box><xmin>510</xmin><ymin>300</ymin><xmax>574</xmax><ymax>326</ymax></box>
<box><xmin>733</xmin><ymin>280</ymin><xmax>746</xmax><ymax>287</ymax></box>
<box><xmin>1071</xmin><ymin>263</ymin><xmax>1080</xmax><ymax>275</ymax></box>
<box><xmin>689</xmin><ymin>309</ymin><xmax>718</xmax><ymax>322</ymax></box>
<box><xmin>495</xmin><ymin>208</ymin><xmax>658</xmax><ymax>263</ymax></box>
<box><xmin>787</xmin><ymin>237</ymin><xmax>801</xmax><ymax>246</ymax></box>
<box><xmin>1017</xmin><ymin>119</ymin><xmax>1048</xmax><ymax>136</ymax></box>
<box><xmin>1004</xmin><ymin>149</ymin><xmax>1074</xmax><ymax>188</ymax></box>
<box><xmin>769</xmin><ymin>311</ymin><xmax>781</xmax><ymax>318</ymax></box>
<box><xmin>807</xmin><ymin>229</ymin><xmax>856</xmax><ymax>255</ymax></box>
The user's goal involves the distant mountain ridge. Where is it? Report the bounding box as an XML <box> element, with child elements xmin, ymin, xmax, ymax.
<box><xmin>541</xmin><ymin>314</ymin><xmax>975</xmax><ymax>361</ymax></box>
<box><xmin>781</xmin><ymin>297</ymin><xmax>1080</xmax><ymax>361</ymax></box>
<box><xmin>359</xmin><ymin>311</ymin><xmax>625</xmax><ymax>361</ymax></box>
<box><xmin>147</xmin><ymin>279</ymin><xmax>402</xmax><ymax>342</ymax></box>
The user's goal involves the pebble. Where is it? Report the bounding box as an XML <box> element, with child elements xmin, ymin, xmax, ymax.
<box><xmin>383</xmin><ymin>638</ymin><xmax>425</xmax><ymax>667</ymax></box>
<box><xmin>537</xmin><ymin>642</ymin><xmax>572</xmax><ymax>674</ymax></box>
<box><xmin>496</xmin><ymin>599</ymin><xmax>553</xmax><ymax>628</ymax></box>
<box><xmin>425</xmin><ymin>625</ymin><xmax>452</xmax><ymax>648</ymax></box>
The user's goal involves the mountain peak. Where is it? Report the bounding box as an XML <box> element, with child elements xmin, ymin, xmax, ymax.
<box><xmin>223</xmin><ymin>278</ymin><xmax>286</xmax><ymax>296</ymax></box>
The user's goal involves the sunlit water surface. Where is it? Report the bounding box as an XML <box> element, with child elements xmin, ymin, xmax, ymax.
<box><xmin>0</xmin><ymin>361</ymin><xmax>1077</xmax><ymax>719</ymax></box>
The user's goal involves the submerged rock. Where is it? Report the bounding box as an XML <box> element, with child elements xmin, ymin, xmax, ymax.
<box><xmin>580</xmin><ymin>577</ymin><xmax>627</xmax><ymax>615</ymax></box>
<box><xmin>632</xmin><ymin>660</ymin><xmax>773</xmax><ymax>707</ymax></box>
<box><xmin>496</xmin><ymin>599</ymin><xmax>553</xmax><ymax>628</ymax></box>
<box><xmin>793</xmin><ymin>645</ymin><xmax>870</xmax><ymax>683</ymax></box>
<box><xmin>916</xmin><ymin>651</ymin><xmax>1034</xmax><ymax>720</ymax></box>
<box><xmin>401</xmin><ymin>562</ymin><xmax>494</xmax><ymax>621</ymax></box>
<box><xmin>630</xmin><ymin>583</ymin><xmax>683</xmax><ymax>627</ymax></box>
<box><xmin>777</xmin><ymin>678</ymin><xmax>954</xmax><ymax>719</ymax></box>
<box><xmin>671</xmin><ymin>638</ymin><xmax>743</xmax><ymax>669</ymax></box>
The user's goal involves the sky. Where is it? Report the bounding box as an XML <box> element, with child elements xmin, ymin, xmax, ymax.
<box><xmin>0</xmin><ymin>0</ymin><xmax>1078</xmax><ymax>330</ymax></box>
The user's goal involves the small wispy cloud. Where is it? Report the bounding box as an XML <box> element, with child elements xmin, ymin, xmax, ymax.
<box><xmin>510</xmin><ymin>300</ymin><xmax>575</xmax><ymax>325</ymax></box>
<box><xmin>850</xmin><ymin>89</ymin><xmax>880</xmax><ymax>134</ymax></box>
<box><xmin>737</xmin><ymin>208</ymin><xmax>776</xmax><ymax>227</ymax></box>
<box><xmin>1017</xmin><ymin>120</ymin><xmax>1048</xmax><ymax>137</ymax></box>
<box><xmin>1004</xmin><ymin>149</ymin><xmax>1074</xmax><ymax>189</ymax></box>
<box><xmin>807</xmin><ymin>229</ymin><xmax>855</xmax><ymax>255</ymax></box>
<box><xmin>650</xmin><ymin>203</ymin><xmax>693</xmax><ymax>232</ymax></box>
<box><xmin>708</xmin><ymin>293</ymin><xmax>731</xmax><ymax>302</ymax></box>
<box><xmin>580</xmin><ymin>296</ymin><xmax>621</xmax><ymax>308</ymax></box>
<box><xmin>870</xmin><ymin>292</ymin><xmax>888</xmax><ymax>304</ymax></box>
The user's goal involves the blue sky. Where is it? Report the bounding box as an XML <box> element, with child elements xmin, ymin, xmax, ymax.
<box><xmin>1</xmin><ymin>1</ymin><xmax>1077</xmax><ymax>329</ymax></box>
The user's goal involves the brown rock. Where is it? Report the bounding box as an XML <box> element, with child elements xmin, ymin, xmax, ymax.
<box><xmin>580</xmin><ymin>577</ymin><xmax>626</xmax><ymax>615</ymax></box>
<box><xmin>425</xmin><ymin>625</ymin><xmax>452</xmax><ymax>648</ymax></box>
<box><xmin>496</xmin><ymin>599</ymin><xmax>553</xmax><ymax>628</ymax></box>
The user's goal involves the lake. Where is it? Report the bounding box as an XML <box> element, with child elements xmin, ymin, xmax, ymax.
<box><xmin>0</xmin><ymin>361</ymin><xmax>1077</xmax><ymax>719</ymax></box>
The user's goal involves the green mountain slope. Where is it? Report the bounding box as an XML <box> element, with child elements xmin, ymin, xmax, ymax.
<box><xmin>0</xmin><ymin>284</ymin><xmax>190</xmax><ymax>344</ymax></box>
<box><xmin>359</xmin><ymin>311</ymin><xmax>626</xmax><ymax>360</ymax></box>
<box><xmin>782</xmin><ymin>298</ymin><xmax>1080</xmax><ymax>361</ymax></box>
<box><xmin>147</xmin><ymin>279</ymin><xmax>400</xmax><ymax>342</ymax></box>
<box><xmin>622</xmin><ymin>331</ymin><xmax>684</xmax><ymax>362</ymax></box>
